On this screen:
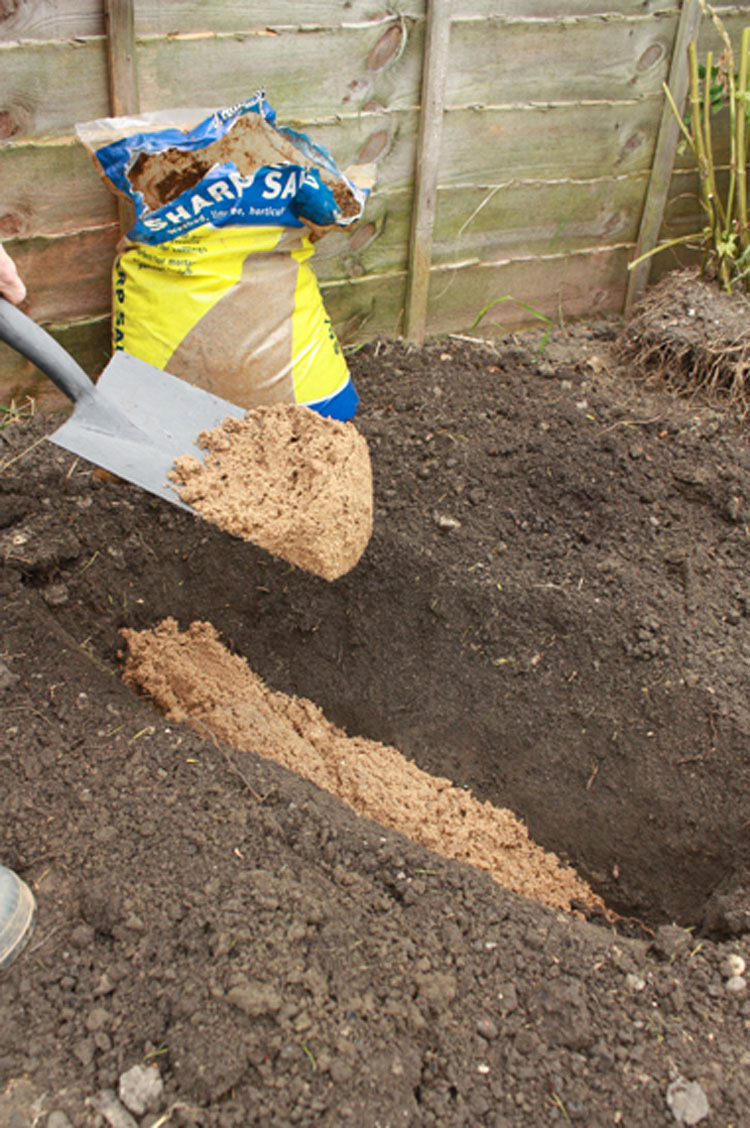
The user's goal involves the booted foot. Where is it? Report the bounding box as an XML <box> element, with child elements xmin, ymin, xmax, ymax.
<box><xmin>0</xmin><ymin>865</ymin><xmax>36</xmax><ymax>970</ymax></box>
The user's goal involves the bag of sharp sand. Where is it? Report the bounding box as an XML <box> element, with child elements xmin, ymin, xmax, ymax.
<box><xmin>76</xmin><ymin>91</ymin><xmax>372</xmax><ymax>420</ymax></box>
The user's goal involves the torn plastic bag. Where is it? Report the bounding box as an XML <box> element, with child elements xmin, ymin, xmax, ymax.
<box><xmin>77</xmin><ymin>92</ymin><xmax>371</xmax><ymax>419</ymax></box>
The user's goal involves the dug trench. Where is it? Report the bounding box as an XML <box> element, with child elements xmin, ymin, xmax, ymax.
<box><xmin>3</xmin><ymin>326</ymin><xmax>750</xmax><ymax>935</ymax></box>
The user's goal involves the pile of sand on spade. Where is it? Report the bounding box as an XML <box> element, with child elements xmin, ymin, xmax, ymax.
<box><xmin>169</xmin><ymin>404</ymin><xmax>372</xmax><ymax>581</ymax></box>
<box><xmin>121</xmin><ymin>618</ymin><xmax>603</xmax><ymax>914</ymax></box>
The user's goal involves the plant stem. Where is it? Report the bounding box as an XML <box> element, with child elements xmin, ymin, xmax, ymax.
<box><xmin>703</xmin><ymin>52</ymin><xmax>727</xmax><ymax>232</ymax></box>
<box><xmin>737</xmin><ymin>27</ymin><xmax>750</xmax><ymax>267</ymax></box>
<box><xmin>689</xmin><ymin>44</ymin><xmax>716</xmax><ymax>243</ymax></box>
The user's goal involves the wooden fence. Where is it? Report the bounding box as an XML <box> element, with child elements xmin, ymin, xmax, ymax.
<box><xmin>0</xmin><ymin>0</ymin><xmax>748</xmax><ymax>402</ymax></box>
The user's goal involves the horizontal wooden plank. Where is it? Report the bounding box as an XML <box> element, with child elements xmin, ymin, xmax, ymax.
<box><xmin>0</xmin><ymin>141</ymin><xmax>117</xmax><ymax>236</ymax></box>
<box><xmin>0</xmin><ymin>38</ymin><xmax>110</xmax><ymax>140</ymax></box>
<box><xmin>122</xmin><ymin>16</ymin><xmax>690</xmax><ymax>119</ymax></box>
<box><xmin>425</xmin><ymin>245</ymin><xmax>633</xmax><ymax>338</ymax></box>
<box><xmin>132</xmin><ymin>2</ymin><xmax>678</xmax><ymax>35</ymax></box>
<box><xmin>135</xmin><ymin>22</ymin><xmax>424</xmax><ymax>118</ymax></box>
<box><xmin>134</xmin><ymin>2</ymin><xmax>425</xmax><ymax>34</ymax></box>
<box><xmin>451</xmin><ymin>2</ymin><xmax>677</xmax><ymax>15</ymax></box>
<box><xmin>433</xmin><ymin>101</ymin><xmax>677</xmax><ymax>184</ymax></box>
<box><xmin>0</xmin><ymin>314</ymin><xmax>110</xmax><ymax>407</ymax></box>
<box><xmin>0</xmin><ymin>0</ymin><xmax>103</xmax><ymax>43</ymax></box>
<box><xmin>135</xmin><ymin>15</ymin><xmax>680</xmax><ymax>113</ymax></box>
<box><xmin>308</xmin><ymin>100</ymin><xmax>667</xmax><ymax>190</ymax></box>
<box><xmin>444</xmin><ymin>15</ymin><xmax>679</xmax><ymax>106</ymax></box>
<box><xmin>0</xmin><ymin>24</ymin><xmax>420</xmax><ymax>139</ymax></box>
<box><xmin>324</xmin><ymin>243</ymin><xmax>635</xmax><ymax>343</ymax></box>
<box><xmin>432</xmin><ymin>175</ymin><xmax>650</xmax><ymax>262</ymax></box>
<box><xmin>5</xmin><ymin>227</ymin><xmax>119</xmax><ymax>324</ymax></box>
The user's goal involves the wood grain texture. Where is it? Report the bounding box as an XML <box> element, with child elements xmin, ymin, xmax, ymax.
<box><xmin>425</xmin><ymin>245</ymin><xmax>633</xmax><ymax>337</ymax></box>
<box><xmin>0</xmin><ymin>141</ymin><xmax>117</xmax><ymax>236</ymax></box>
<box><xmin>625</xmin><ymin>0</ymin><xmax>701</xmax><ymax>314</ymax></box>
<box><xmin>105</xmin><ymin>0</ymin><xmax>139</xmax><ymax>116</ymax></box>
<box><xmin>431</xmin><ymin>176</ymin><xmax>649</xmax><ymax>262</ymax></box>
<box><xmin>5</xmin><ymin>226</ymin><xmax>119</xmax><ymax>324</ymax></box>
<box><xmin>443</xmin><ymin>15</ymin><xmax>679</xmax><ymax>105</ymax></box>
<box><xmin>133</xmin><ymin>1</ymin><xmax>425</xmax><ymax>35</ymax></box>
<box><xmin>315</xmin><ymin>174</ymin><xmax>649</xmax><ymax>282</ymax></box>
<box><xmin>0</xmin><ymin>0</ymin><xmax>103</xmax><ymax>42</ymax></box>
<box><xmin>3</xmin><ymin>11</ymin><xmax>712</xmax><ymax>140</ymax></box>
<box><xmin>0</xmin><ymin>39</ymin><xmax>110</xmax><ymax>139</ymax></box>
<box><xmin>405</xmin><ymin>0</ymin><xmax>452</xmax><ymax>344</ymax></box>
<box><xmin>131</xmin><ymin>1</ymin><xmax>675</xmax><ymax>35</ymax></box>
<box><xmin>134</xmin><ymin>21</ymin><xmax>424</xmax><ymax>117</ymax></box>
<box><xmin>322</xmin><ymin>243</ymin><xmax>632</xmax><ymax>343</ymax></box>
<box><xmin>286</xmin><ymin>99</ymin><xmax>664</xmax><ymax>195</ymax></box>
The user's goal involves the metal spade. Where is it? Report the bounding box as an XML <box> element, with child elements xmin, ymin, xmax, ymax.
<box><xmin>0</xmin><ymin>298</ymin><xmax>245</xmax><ymax>512</ymax></box>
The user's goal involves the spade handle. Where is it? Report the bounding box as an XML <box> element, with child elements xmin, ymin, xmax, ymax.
<box><xmin>0</xmin><ymin>297</ymin><xmax>98</xmax><ymax>404</ymax></box>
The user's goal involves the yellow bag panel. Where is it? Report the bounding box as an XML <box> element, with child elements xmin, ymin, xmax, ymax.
<box><xmin>113</xmin><ymin>226</ymin><xmax>286</xmax><ymax>371</ymax></box>
<box><xmin>290</xmin><ymin>258</ymin><xmax>349</xmax><ymax>406</ymax></box>
<box><xmin>113</xmin><ymin>223</ymin><xmax>349</xmax><ymax>410</ymax></box>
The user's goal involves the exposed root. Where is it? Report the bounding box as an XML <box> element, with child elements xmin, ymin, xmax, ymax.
<box><xmin>617</xmin><ymin>269</ymin><xmax>750</xmax><ymax>416</ymax></box>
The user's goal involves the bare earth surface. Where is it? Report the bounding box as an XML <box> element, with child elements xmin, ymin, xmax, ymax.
<box><xmin>2</xmin><ymin>319</ymin><xmax>750</xmax><ymax>1127</ymax></box>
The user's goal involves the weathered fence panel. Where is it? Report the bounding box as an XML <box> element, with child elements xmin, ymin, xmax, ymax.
<box><xmin>0</xmin><ymin>1</ymin><xmax>103</xmax><ymax>40</ymax></box>
<box><xmin>1</xmin><ymin>0</ymin><xmax>748</xmax><ymax>400</ymax></box>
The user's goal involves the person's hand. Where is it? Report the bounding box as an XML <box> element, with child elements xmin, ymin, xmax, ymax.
<box><xmin>0</xmin><ymin>244</ymin><xmax>26</xmax><ymax>305</ymax></box>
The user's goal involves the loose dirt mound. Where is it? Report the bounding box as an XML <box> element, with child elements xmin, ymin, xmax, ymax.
<box><xmin>121</xmin><ymin>617</ymin><xmax>601</xmax><ymax>913</ymax></box>
<box><xmin>2</xmin><ymin>322</ymin><xmax>750</xmax><ymax>1126</ymax></box>
<box><xmin>169</xmin><ymin>404</ymin><xmax>372</xmax><ymax>581</ymax></box>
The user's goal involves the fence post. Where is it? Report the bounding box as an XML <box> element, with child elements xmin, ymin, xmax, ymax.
<box><xmin>624</xmin><ymin>0</ymin><xmax>702</xmax><ymax>317</ymax></box>
<box><xmin>404</xmin><ymin>0</ymin><xmax>452</xmax><ymax>344</ymax></box>
<box><xmin>104</xmin><ymin>0</ymin><xmax>139</xmax><ymax>234</ymax></box>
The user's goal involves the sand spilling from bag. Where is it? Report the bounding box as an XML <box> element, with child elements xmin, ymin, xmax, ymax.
<box><xmin>170</xmin><ymin>404</ymin><xmax>372</xmax><ymax>581</ymax></box>
<box><xmin>121</xmin><ymin>618</ymin><xmax>603</xmax><ymax>914</ymax></box>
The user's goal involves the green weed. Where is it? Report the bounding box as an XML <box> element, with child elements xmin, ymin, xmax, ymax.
<box><xmin>0</xmin><ymin>395</ymin><xmax>35</xmax><ymax>429</ymax></box>
<box><xmin>471</xmin><ymin>295</ymin><xmax>553</xmax><ymax>353</ymax></box>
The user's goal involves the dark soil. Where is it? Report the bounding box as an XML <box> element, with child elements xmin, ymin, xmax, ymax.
<box><xmin>2</xmin><ymin>315</ymin><xmax>750</xmax><ymax>1127</ymax></box>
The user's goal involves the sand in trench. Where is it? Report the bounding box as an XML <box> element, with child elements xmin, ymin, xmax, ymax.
<box><xmin>121</xmin><ymin>618</ymin><xmax>603</xmax><ymax>914</ymax></box>
<box><xmin>169</xmin><ymin>404</ymin><xmax>373</xmax><ymax>582</ymax></box>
